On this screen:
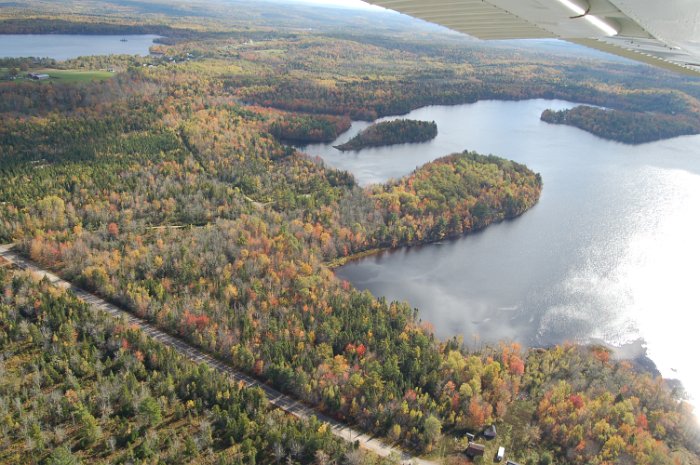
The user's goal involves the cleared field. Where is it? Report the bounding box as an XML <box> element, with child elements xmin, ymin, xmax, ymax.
<box><xmin>33</xmin><ymin>68</ymin><xmax>114</xmax><ymax>82</ymax></box>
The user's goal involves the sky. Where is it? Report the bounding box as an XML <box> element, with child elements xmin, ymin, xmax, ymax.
<box><xmin>291</xmin><ymin>0</ymin><xmax>386</xmax><ymax>11</ymax></box>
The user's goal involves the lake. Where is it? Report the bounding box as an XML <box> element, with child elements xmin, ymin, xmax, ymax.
<box><xmin>301</xmin><ymin>99</ymin><xmax>700</xmax><ymax>407</ymax></box>
<box><xmin>0</xmin><ymin>34</ymin><xmax>159</xmax><ymax>60</ymax></box>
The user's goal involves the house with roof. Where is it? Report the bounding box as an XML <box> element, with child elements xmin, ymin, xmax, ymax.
<box><xmin>465</xmin><ymin>442</ymin><xmax>485</xmax><ymax>459</ymax></box>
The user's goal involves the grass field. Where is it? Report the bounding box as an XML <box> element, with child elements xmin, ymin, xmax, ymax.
<box><xmin>33</xmin><ymin>68</ymin><xmax>114</xmax><ymax>82</ymax></box>
<box><xmin>1</xmin><ymin>68</ymin><xmax>115</xmax><ymax>82</ymax></box>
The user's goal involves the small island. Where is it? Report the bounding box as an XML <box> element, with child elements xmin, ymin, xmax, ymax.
<box><xmin>334</xmin><ymin>118</ymin><xmax>437</xmax><ymax>151</ymax></box>
<box><xmin>541</xmin><ymin>105</ymin><xmax>699</xmax><ymax>144</ymax></box>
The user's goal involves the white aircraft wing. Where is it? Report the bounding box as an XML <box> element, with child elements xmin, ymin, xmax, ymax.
<box><xmin>366</xmin><ymin>0</ymin><xmax>700</xmax><ymax>75</ymax></box>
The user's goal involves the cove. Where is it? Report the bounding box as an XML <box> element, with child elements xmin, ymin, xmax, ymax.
<box><xmin>301</xmin><ymin>99</ymin><xmax>700</xmax><ymax>407</ymax></box>
<box><xmin>0</xmin><ymin>34</ymin><xmax>160</xmax><ymax>60</ymax></box>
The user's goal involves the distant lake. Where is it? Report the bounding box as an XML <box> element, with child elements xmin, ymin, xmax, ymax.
<box><xmin>301</xmin><ymin>99</ymin><xmax>700</xmax><ymax>409</ymax></box>
<box><xmin>0</xmin><ymin>34</ymin><xmax>159</xmax><ymax>60</ymax></box>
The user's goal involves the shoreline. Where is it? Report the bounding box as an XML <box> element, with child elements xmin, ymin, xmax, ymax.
<box><xmin>329</xmin><ymin>243</ymin><xmax>687</xmax><ymax>399</ymax></box>
<box><xmin>326</xmin><ymin>247</ymin><xmax>388</xmax><ymax>269</ymax></box>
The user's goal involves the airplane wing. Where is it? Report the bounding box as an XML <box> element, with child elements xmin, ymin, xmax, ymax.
<box><xmin>365</xmin><ymin>0</ymin><xmax>700</xmax><ymax>75</ymax></box>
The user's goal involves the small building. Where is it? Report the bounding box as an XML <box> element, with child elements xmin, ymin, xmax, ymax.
<box><xmin>465</xmin><ymin>442</ymin><xmax>485</xmax><ymax>458</ymax></box>
<box><xmin>496</xmin><ymin>446</ymin><xmax>505</xmax><ymax>462</ymax></box>
<box><xmin>465</xmin><ymin>432</ymin><xmax>475</xmax><ymax>442</ymax></box>
<box><xmin>506</xmin><ymin>461</ymin><xmax>521</xmax><ymax>465</ymax></box>
<box><xmin>483</xmin><ymin>424</ymin><xmax>497</xmax><ymax>440</ymax></box>
<box><xmin>28</xmin><ymin>73</ymin><xmax>50</xmax><ymax>80</ymax></box>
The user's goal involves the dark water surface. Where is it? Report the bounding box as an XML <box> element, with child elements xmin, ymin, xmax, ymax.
<box><xmin>301</xmin><ymin>99</ymin><xmax>700</xmax><ymax>406</ymax></box>
<box><xmin>0</xmin><ymin>34</ymin><xmax>159</xmax><ymax>60</ymax></box>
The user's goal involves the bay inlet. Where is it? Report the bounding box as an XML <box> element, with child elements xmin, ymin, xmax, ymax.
<box><xmin>302</xmin><ymin>99</ymin><xmax>700</xmax><ymax>409</ymax></box>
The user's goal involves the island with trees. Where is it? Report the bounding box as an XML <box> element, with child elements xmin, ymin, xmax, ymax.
<box><xmin>334</xmin><ymin>119</ymin><xmax>437</xmax><ymax>151</ymax></box>
<box><xmin>541</xmin><ymin>105</ymin><xmax>700</xmax><ymax>144</ymax></box>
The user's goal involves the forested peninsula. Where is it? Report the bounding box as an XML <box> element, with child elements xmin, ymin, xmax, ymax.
<box><xmin>370</xmin><ymin>152</ymin><xmax>541</xmax><ymax>243</ymax></box>
<box><xmin>334</xmin><ymin>119</ymin><xmax>437</xmax><ymax>151</ymax></box>
<box><xmin>1</xmin><ymin>1</ymin><xmax>700</xmax><ymax>463</ymax></box>
<box><xmin>269</xmin><ymin>113</ymin><xmax>351</xmax><ymax>143</ymax></box>
<box><xmin>541</xmin><ymin>105</ymin><xmax>700</xmax><ymax>143</ymax></box>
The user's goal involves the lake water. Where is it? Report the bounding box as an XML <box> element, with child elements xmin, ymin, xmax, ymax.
<box><xmin>301</xmin><ymin>99</ymin><xmax>700</xmax><ymax>408</ymax></box>
<box><xmin>0</xmin><ymin>34</ymin><xmax>159</xmax><ymax>60</ymax></box>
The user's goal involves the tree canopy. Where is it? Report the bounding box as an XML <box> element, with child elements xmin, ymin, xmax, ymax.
<box><xmin>334</xmin><ymin>119</ymin><xmax>437</xmax><ymax>151</ymax></box>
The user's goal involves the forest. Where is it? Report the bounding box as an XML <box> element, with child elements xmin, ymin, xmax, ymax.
<box><xmin>368</xmin><ymin>152</ymin><xmax>542</xmax><ymax>245</ymax></box>
<box><xmin>540</xmin><ymin>105</ymin><xmax>700</xmax><ymax>144</ymax></box>
<box><xmin>0</xmin><ymin>267</ymin><xmax>355</xmax><ymax>465</ymax></box>
<box><xmin>1</xmin><ymin>0</ymin><xmax>700</xmax><ymax>463</ymax></box>
<box><xmin>334</xmin><ymin>119</ymin><xmax>437</xmax><ymax>151</ymax></box>
<box><xmin>269</xmin><ymin>114</ymin><xmax>351</xmax><ymax>144</ymax></box>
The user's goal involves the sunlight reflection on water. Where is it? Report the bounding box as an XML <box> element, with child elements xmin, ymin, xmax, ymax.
<box><xmin>302</xmin><ymin>100</ymin><xmax>700</xmax><ymax>413</ymax></box>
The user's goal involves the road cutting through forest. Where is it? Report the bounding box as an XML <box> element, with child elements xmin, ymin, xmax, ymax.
<box><xmin>0</xmin><ymin>244</ymin><xmax>438</xmax><ymax>465</ymax></box>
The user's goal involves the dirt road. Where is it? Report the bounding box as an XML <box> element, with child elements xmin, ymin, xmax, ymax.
<box><xmin>0</xmin><ymin>244</ymin><xmax>438</xmax><ymax>465</ymax></box>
